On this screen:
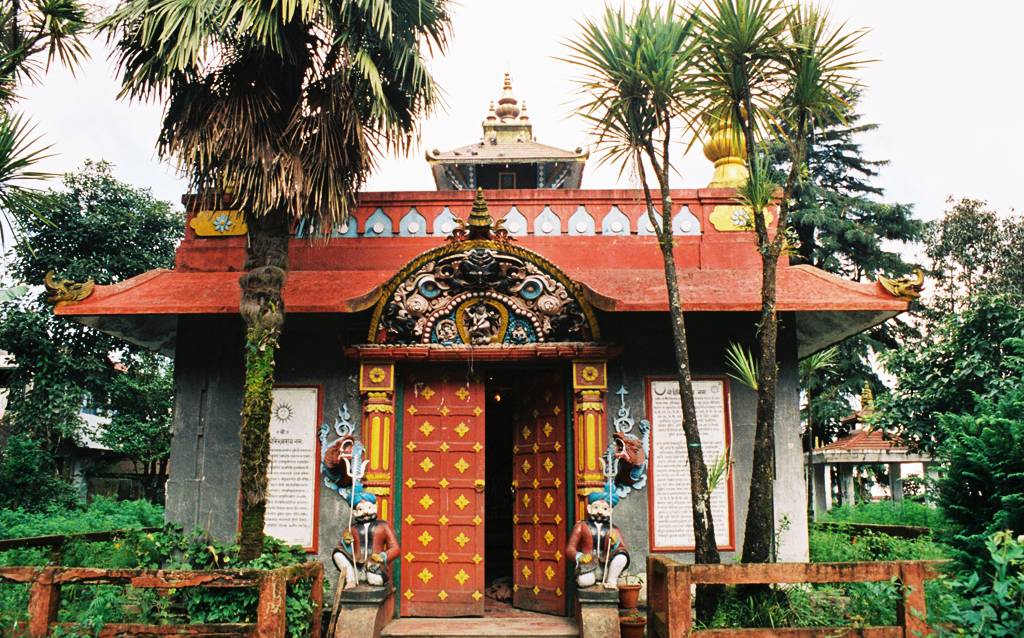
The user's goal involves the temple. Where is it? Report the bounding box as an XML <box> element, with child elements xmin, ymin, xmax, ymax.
<box><xmin>53</xmin><ymin>76</ymin><xmax>911</xmax><ymax>622</ymax></box>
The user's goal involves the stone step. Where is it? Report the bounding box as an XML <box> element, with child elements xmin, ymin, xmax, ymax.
<box><xmin>380</xmin><ymin>617</ymin><xmax>579</xmax><ymax>638</ymax></box>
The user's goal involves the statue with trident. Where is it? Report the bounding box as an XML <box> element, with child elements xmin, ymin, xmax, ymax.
<box><xmin>565</xmin><ymin>442</ymin><xmax>630</xmax><ymax>589</ymax></box>
<box><xmin>331</xmin><ymin>443</ymin><xmax>401</xmax><ymax>589</ymax></box>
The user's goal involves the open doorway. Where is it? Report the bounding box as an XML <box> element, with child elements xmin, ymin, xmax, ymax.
<box><xmin>484</xmin><ymin>376</ymin><xmax>515</xmax><ymax>607</ymax></box>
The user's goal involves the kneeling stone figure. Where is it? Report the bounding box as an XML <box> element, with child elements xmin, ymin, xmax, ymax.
<box><xmin>565</xmin><ymin>491</ymin><xmax>630</xmax><ymax>589</ymax></box>
<box><xmin>332</xmin><ymin>490</ymin><xmax>400</xmax><ymax>589</ymax></box>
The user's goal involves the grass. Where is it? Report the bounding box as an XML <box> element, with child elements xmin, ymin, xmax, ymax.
<box><xmin>820</xmin><ymin>500</ymin><xmax>947</xmax><ymax>531</ymax></box>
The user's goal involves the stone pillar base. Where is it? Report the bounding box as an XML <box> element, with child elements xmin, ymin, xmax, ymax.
<box><xmin>332</xmin><ymin>585</ymin><xmax>395</xmax><ymax>638</ymax></box>
<box><xmin>576</xmin><ymin>588</ymin><xmax>620</xmax><ymax>638</ymax></box>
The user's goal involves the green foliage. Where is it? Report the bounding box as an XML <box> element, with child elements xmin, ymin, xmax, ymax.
<box><xmin>934</xmin><ymin>340</ymin><xmax>1024</xmax><ymax>574</ymax></box>
<box><xmin>924</xmin><ymin>198</ymin><xmax>1024</xmax><ymax>315</ymax></box>
<box><xmin>699</xmin><ymin>581</ymin><xmax>903</xmax><ymax>630</ymax></box>
<box><xmin>0</xmin><ymin>161</ymin><xmax>180</xmax><ymax>509</ymax></box>
<box><xmin>809</xmin><ymin>528</ymin><xmax>949</xmax><ymax>563</ymax></box>
<box><xmin>933</xmin><ymin>532</ymin><xmax>1024</xmax><ymax>638</ymax></box>
<box><xmin>725</xmin><ymin>342</ymin><xmax>758</xmax><ymax>391</ymax></box>
<box><xmin>767</xmin><ymin>93</ymin><xmax>923</xmax><ymax>445</ymax></box>
<box><xmin>0</xmin><ymin>0</ymin><xmax>89</xmax><ymax>242</ymax></box>
<box><xmin>821</xmin><ymin>501</ymin><xmax>948</xmax><ymax>531</ymax></box>
<box><xmin>0</xmin><ymin>499</ymin><xmax>318</xmax><ymax>637</ymax></box>
<box><xmin>875</xmin><ymin>294</ymin><xmax>1024</xmax><ymax>454</ymax></box>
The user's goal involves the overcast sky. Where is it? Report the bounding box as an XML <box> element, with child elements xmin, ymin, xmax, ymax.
<box><xmin>18</xmin><ymin>1</ymin><xmax>1023</xmax><ymax>221</ymax></box>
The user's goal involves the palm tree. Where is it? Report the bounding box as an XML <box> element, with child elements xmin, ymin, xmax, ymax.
<box><xmin>102</xmin><ymin>0</ymin><xmax>451</xmax><ymax>560</ymax></box>
<box><xmin>692</xmin><ymin>0</ymin><xmax>866</xmax><ymax>563</ymax></box>
<box><xmin>564</xmin><ymin>1</ymin><xmax>723</xmax><ymax>617</ymax></box>
<box><xmin>0</xmin><ymin>0</ymin><xmax>88</xmax><ymax>244</ymax></box>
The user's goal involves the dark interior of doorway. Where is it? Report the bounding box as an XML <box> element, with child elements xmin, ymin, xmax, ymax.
<box><xmin>484</xmin><ymin>374</ymin><xmax>515</xmax><ymax>599</ymax></box>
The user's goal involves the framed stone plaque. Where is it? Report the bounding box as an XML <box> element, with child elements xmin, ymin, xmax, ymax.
<box><xmin>646</xmin><ymin>377</ymin><xmax>735</xmax><ymax>552</ymax></box>
<box><xmin>263</xmin><ymin>385</ymin><xmax>321</xmax><ymax>552</ymax></box>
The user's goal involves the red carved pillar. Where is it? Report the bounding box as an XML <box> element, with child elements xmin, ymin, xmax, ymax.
<box><xmin>359</xmin><ymin>361</ymin><xmax>397</xmax><ymax>521</ymax></box>
<box><xmin>571</xmin><ymin>360</ymin><xmax>608</xmax><ymax>522</ymax></box>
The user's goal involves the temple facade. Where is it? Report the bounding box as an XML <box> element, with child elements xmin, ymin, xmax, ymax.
<box><xmin>55</xmin><ymin>77</ymin><xmax>910</xmax><ymax>620</ymax></box>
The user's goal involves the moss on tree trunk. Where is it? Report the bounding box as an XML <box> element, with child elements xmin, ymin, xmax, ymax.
<box><xmin>237</xmin><ymin>210</ymin><xmax>290</xmax><ymax>562</ymax></box>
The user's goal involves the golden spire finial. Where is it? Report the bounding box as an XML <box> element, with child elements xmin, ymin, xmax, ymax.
<box><xmin>468</xmin><ymin>188</ymin><xmax>492</xmax><ymax>229</ymax></box>
<box><xmin>861</xmin><ymin>382</ymin><xmax>875</xmax><ymax>414</ymax></box>
<box><xmin>703</xmin><ymin>110</ymin><xmax>748</xmax><ymax>188</ymax></box>
<box><xmin>485</xmin><ymin>101</ymin><xmax>497</xmax><ymax>122</ymax></box>
<box><xmin>495</xmin><ymin>73</ymin><xmax>520</xmax><ymax>121</ymax></box>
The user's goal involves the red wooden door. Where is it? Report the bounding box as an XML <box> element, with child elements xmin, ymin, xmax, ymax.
<box><xmin>512</xmin><ymin>372</ymin><xmax>569</xmax><ymax>615</ymax></box>
<box><xmin>400</xmin><ymin>370</ymin><xmax>486</xmax><ymax>616</ymax></box>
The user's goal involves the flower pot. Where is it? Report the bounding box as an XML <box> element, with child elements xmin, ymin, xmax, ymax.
<box><xmin>619</xmin><ymin>617</ymin><xmax>647</xmax><ymax>638</ymax></box>
<box><xmin>618</xmin><ymin>583</ymin><xmax>642</xmax><ymax>609</ymax></box>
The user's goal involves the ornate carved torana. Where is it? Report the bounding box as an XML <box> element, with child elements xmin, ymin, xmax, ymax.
<box><xmin>369</xmin><ymin>190</ymin><xmax>599</xmax><ymax>346</ymax></box>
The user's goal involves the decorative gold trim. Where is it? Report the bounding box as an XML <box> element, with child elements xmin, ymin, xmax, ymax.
<box><xmin>43</xmin><ymin>271</ymin><xmax>94</xmax><ymax>306</ymax></box>
<box><xmin>367</xmin><ymin>238</ymin><xmax>600</xmax><ymax>341</ymax></box>
<box><xmin>877</xmin><ymin>268</ymin><xmax>924</xmax><ymax>301</ymax></box>
<box><xmin>709</xmin><ymin>205</ymin><xmax>773</xmax><ymax>232</ymax></box>
<box><xmin>189</xmin><ymin>209</ymin><xmax>248</xmax><ymax>237</ymax></box>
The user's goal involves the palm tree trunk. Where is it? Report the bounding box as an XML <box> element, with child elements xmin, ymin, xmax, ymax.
<box><xmin>638</xmin><ymin>152</ymin><xmax>722</xmax><ymax>618</ymax></box>
<box><xmin>237</xmin><ymin>209</ymin><xmax>290</xmax><ymax>562</ymax></box>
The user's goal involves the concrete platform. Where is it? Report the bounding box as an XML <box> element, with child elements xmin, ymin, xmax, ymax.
<box><xmin>380</xmin><ymin>616</ymin><xmax>579</xmax><ymax>638</ymax></box>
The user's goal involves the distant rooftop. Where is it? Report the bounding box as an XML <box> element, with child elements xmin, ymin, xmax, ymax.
<box><xmin>427</xmin><ymin>74</ymin><xmax>587</xmax><ymax>190</ymax></box>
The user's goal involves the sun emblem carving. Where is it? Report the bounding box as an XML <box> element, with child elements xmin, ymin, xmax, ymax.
<box><xmin>581</xmin><ymin>365</ymin><xmax>599</xmax><ymax>382</ymax></box>
<box><xmin>368</xmin><ymin>367</ymin><xmax>387</xmax><ymax>383</ymax></box>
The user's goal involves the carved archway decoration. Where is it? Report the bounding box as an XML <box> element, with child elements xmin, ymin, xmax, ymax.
<box><xmin>368</xmin><ymin>190</ymin><xmax>599</xmax><ymax>345</ymax></box>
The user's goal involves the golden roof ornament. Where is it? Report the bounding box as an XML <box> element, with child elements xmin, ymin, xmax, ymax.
<box><xmin>44</xmin><ymin>270</ymin><xmax>95</xmax><ymax>306</ymax></box>
<box><xmin>877</xmin><ymin>268</ymin><xmax>924</xmax><ymax>301</ymax></box>
<box><xmin>860</xmin><ymin>382</ymin><xmax>875</xmax><ymax>415</ymax></box>
<box><xmin>449</xmin><ymin>189</ymin><xmax>510</xmax><ymax>242</ymax></box>
<box><xmin>485</xmin><ymin>101</ymin><xmax>498</xmax><ymax>122</ymax></box>
<box><xmin>495</xmin><ymin>73</ymin><xmax>521</xmax><ymax>121</ymax></box>
<box><xmin>703</xmin><ymin>110</ymin><xmax>749</xmax><ymax>188</ymax></box>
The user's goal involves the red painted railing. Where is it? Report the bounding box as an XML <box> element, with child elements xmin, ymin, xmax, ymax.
<box><xmin>647</xmin><ymin>557</ymin><xmax>945</xmax><ymax>638</ymax></box>
<box><xmin>0</xmin><ymin>562</ymin><xmax>323</xmax><ymax>638</ymax></box>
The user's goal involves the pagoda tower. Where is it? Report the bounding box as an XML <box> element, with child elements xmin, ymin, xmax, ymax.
<box><xmin>427</xmin><ymin>74</ymin><xmax>588</xmax><ymax>190</ymax></box>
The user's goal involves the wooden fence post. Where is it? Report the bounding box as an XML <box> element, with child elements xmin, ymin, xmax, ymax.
<box><xmin>898</xmin><ymin>561</ymin><xmax>929</xmax><ymax>638</ymax></box>
<box><xmin>26</xmin><ymin>567</ymin><xmax>60</xmax><ymax>638</ymax></box>
<box><xmin>309</xmin><ymin>562</ymin><xmax>324</xmax><ymax>638</ymax></box>
<box><xmin>256</xmin><ymin>570</ymin><xmax>288</xmax><ymax>638</ymax></box>
<box><xmin>670</xmin><ymin>564</ymin><xmax>691</xmax><ymax>638</ymax></box>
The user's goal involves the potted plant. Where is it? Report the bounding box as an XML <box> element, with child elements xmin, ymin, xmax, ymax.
<box><xmin>618</xmin><ymin>573</ymin><xmax>644</xmax><ymax>609</ymax></box>
<box><xmin>619</xmin><ymin>608</ymin><xmax>647</xmax><ymax>638</ymax></box>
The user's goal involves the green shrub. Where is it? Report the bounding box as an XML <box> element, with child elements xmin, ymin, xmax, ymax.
<box><xmin>0</xmin><ymin>500</ymin><xmax>320</xmax><ymax>638</ymax></box>
<box><xmin>0</xmin><ymin>435</ymin><xmax>80</xmax><ymax>512</ymax></box>
<box><xmin>933</xmin><ymin>531</ymin><xmax>1024</xmax><ymax>637</ymax></box>
<box><xmin>809</xmin><ymin>528</ymin><xmax>949</xmax><ymax>563</ymax></box>
<box><xmin>822</xmin><ymin>500</ymin><xmax>947</xmax><ymax>530</ymax></box>
<box><xmin>935</xmin><ymin>339</ymin><xmax>1024</xmax><ymax>574</ymax></box>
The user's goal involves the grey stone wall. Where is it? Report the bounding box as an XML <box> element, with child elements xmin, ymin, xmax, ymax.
<box><xmin>165</xmin><ymin>310</ymin><xmax>809</xmax><ymax>592</ymax></box>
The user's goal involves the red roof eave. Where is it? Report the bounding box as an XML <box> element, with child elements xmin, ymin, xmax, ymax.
<box><xmin>55</xmin><ymin>264</ymin><xmax>907</xmax><ymax>318</ymax></box>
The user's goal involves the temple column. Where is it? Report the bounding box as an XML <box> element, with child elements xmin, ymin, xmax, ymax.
<box><xmin>889</xmin><ymin>463</ymin><xmax>904</xmax><ymax>502</ymax></box>
<box><xmin>812</xmin><ymin>463</ymin><xmax>829</xmax><ymax>520</ymax></box>
<box><xmin>359</xmin><ymin>361</ymin><xmax>397</xmax><ymax>522</ymax></box>
<box><xmin>838</xmin><ymin>465</ymin><xmax>856</xmax><ymax>508</ymax></box>
<box><xmin>571</xmin><ymin>360</ymin><xmax>608</xmax><ymax>522</ymax></box>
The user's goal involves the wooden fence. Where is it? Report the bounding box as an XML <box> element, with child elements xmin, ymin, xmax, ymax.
<box><xmin>647</xmin><ymin>557</ymin><xmax>945</xmax><ymax>638</ymax></box>
<box><xmin>0</xmin><ymin>561</ymin><xmax>324</xmax><ymax>638</ymax></box>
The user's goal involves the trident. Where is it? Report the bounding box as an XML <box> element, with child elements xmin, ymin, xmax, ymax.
<box><xmin>598</xmin><ymin>441</ymin><xmax>620</xmax><ymax>588</ymax></box>
<box><xmin>329</xmin><ymin>441</ymin><xmax>368</xmax><ymax>638</ymax></box>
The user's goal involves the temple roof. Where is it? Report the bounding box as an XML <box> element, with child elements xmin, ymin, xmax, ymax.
<box><xmin>55</xmin><ymin>188</ymin><xmax>911</xmax><ymax>356</ymax></box>
<box><xmin>427</xmin><ymin>74</ymin><xmax>587</xmax><ymax>189</ymax></box>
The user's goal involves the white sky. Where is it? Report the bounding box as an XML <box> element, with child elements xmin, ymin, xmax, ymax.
<box><xmin>18</xmin><ymin>1</ymin><xmax>1024</xmax><ymax>220</ymax></box>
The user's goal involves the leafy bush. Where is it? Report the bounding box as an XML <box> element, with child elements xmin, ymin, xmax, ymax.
<box><xmin>935</xmin><ymin>338</ymin><xmax>1024</xmax><ymax>574</ymax></box>
<box><xmin>0</xmin><ymin>435</ymin><xmax>80</xmax><ymax>512</ymax></box>
<box><xmin>699</xmin><ymin>581</ymin><xmax>903</xmax><ymax>630</ymax></box>
<box><xmin>821</xmin><ymin>501</ymin><xmax>947</xmax><ymax>531</ymax></box>
<box><xmin>0</xmin><ymin>500</ymin><xmax>320</xmax><ymax>638</ymax></box>
<box><xmin>933</xmin><ymin>531</ymin><xmax>1024</xmax><ymax>637</ymax></box>
<box><xmin>810</xmin><ymin>528</ymin><xmax>949</xmax><ymax>563</ymax></box>
<box><xmin>0</xmin><ymin>496</ymin><xmax>163</xmax><ymax>540</ymax></box>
